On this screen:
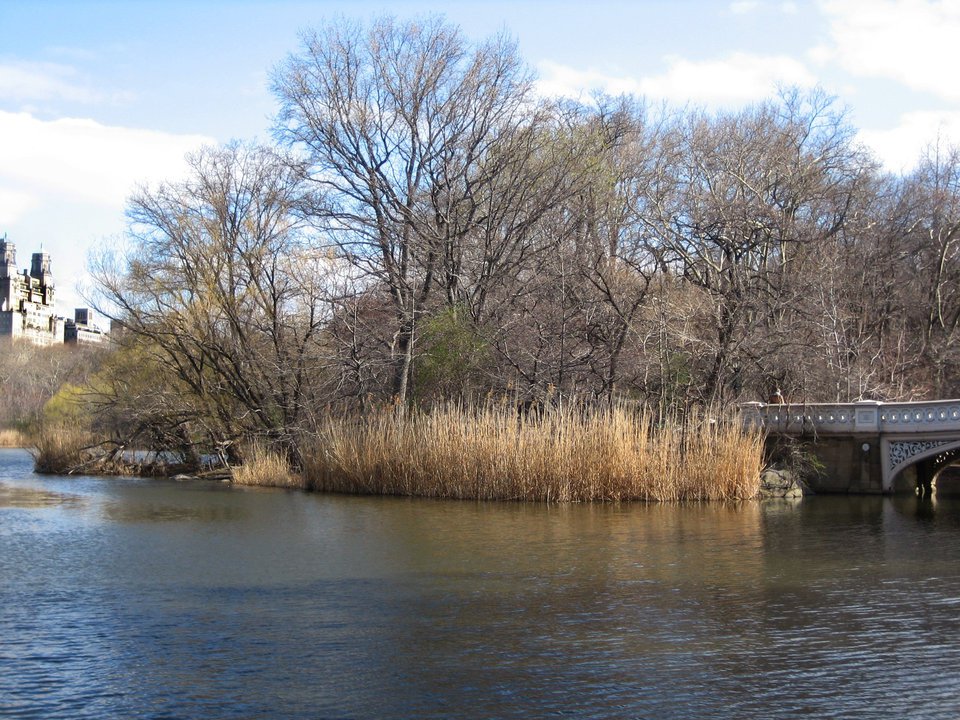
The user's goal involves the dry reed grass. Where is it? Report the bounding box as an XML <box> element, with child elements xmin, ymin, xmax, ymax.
<box><xmin>30</xmin><ymin>424</ymin><xmax>96</xmax><ymax>474</ymax></box>
<box><xmin>0</xmin><ymin>428</ymin><xmax>27</xmax><ymax>448</ymax></box>
<box><xmin>302</xmin><ymin>403</ymin><xmax>764</xmax><ymax>502</ymax></box>
<box><xmin>232</xmin><ymin>441</ymin><xmax>303</xmax><ymax>489</ymax></box>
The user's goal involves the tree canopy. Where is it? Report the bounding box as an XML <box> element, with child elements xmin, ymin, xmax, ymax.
<box><xmin>77</xmin><ymin>15</ymin><xmax>960</xmax><ymax>464</ymax></box>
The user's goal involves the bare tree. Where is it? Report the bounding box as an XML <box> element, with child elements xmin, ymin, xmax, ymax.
<box><xmin>569</xmin><ymin>99</ymin><xmax>675</xmax><ymax>403</ymax></box>
<box><xmin>273</xmin><ymin>16</ymin><xmax>599</xmax><ymax>404</ymax></box>
<box><xmin>640</xmin><ymin>89</ymin><xmax>871</xmax><ymax>402</ymax></box>
<box><xmin>91</xmin><ymin>142</ymin><xmax>334</xmax><ymax>462</ymax></box>
<box><xmin>895</xmin><ymin>141</ymin><xmax>960</xmax><ymax>395</ymax></box>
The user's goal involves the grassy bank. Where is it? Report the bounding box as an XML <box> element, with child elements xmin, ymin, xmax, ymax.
<box><xmin>0</xmin><ymin>428</ymin><xmax>27</xmax><ymax>448</ymax></box>
<box><xmin>28</xmin><ymin>404</ymin><xmax>765</xmax><ymax>501</ymax></box>
<box><xmin>232</xmin><ymin>441</ymin><xmax>302</xmax><ymax>489</ymax></box>
<box><xmin>302</xmin><ymin>403</ymin><xmax>764</xmax><ymax>502</ymax></box>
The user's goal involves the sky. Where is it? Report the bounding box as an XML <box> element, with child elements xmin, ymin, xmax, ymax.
<box><xmin>3</xmin><ymin>0</ymin><xmax>960</xmax><ymax>311</ymax></box>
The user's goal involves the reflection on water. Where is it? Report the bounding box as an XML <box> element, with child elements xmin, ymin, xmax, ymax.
<box><xmin>99</xmin><ymin>497</ymin><xmax>245</xmax><ymax>523</ymax></box>
<box><xmin>0</xmin><ymin>482</ymin><xmax>87</xmax><ymax>509</ymax></box>
<box><xmin>3</xmin><ymin>448</ymin><xmax>960</xmax><ymax>719</ymax></box>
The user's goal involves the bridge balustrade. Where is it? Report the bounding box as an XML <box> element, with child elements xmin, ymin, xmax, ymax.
<box><xmin>741</xmin><ymin>400</ymin><xmax>960</xmax><ymax>435</ymax></box>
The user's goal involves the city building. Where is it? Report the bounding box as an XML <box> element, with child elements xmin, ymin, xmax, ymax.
<box><xmin>0</xmin><ymin>237</ymin><xmax>63</xmax><ymax>346</ymax></box>
<box><xmin>0</xmin><ymin>237</ymin><xmax>110</xmax><ymax>346</ymax></box>
<box><xmin>64</xmin><ymin>307</ymin><xmax>110</xmax><ymax>345</ymax></box>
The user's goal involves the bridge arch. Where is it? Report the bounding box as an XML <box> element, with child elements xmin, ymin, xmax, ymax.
<box><xmin>883</xmin><ymin>438</ymin><xmax>960</xmax><ymax>493</ymax></box>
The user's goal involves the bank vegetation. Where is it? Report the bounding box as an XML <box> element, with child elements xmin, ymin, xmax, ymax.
<box><xmin>14</xmin><ymin>16</ymin><xmax>960</xmax><ymax>500</ymax></box>
<box><xmin>303</xmin><ymin>403</ymin><xmax>762</xmax><ymax>501</ymax></box>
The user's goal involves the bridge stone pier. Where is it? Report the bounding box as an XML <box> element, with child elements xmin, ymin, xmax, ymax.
<box><xmin>741</xmin><ymin>400</ymin><xmax>960</xmax><ymax>494</ymax></box>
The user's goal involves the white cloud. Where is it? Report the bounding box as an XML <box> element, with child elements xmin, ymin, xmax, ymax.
<box><xmin>820</xmin><ymin>0</ymin><xmax>960</xmax><ymax>101</ymax></box>
<box><xmin>0</xmin><ymin>111</ymin><xmax>211</xmax><ymax>208</ymax></box>
<box><xmin>0</xmin><ymin>111</ymin><xmax>212</xmax><ymax>310</ymax></box>
<box><xmin>641</xmin><ymin>53</ymin><xmax>816</xmax><ymax>105</ymax></box>
<box><xmin>859</xmin><ymin>110</ymin><xmax>960</xmax><ymax>172</ymax></box>
<box><xmin>535</xmin><ymin>62</ymin><xmax>643</xmax><ymax>100</ymax></box>
<box><xmin>806</xmin><ymin>43</ymin><xmax>835</xmax><ymax>66</ymax></box>
<box><xmin>0</xmin><ymin>189</ymin><xmax>38</xmax><ymax>228</ymax></box>
<box><xmin>0</xmin><ymin>61</ymin><xmax>100</xmax><ymax>105</ymax></box>
<box><xmin>819</xmin><ymin>1</ymin><xmax>960</xmax><ymax>169</ymax></box>
<box><xmin>537</xmin><ymin>53</ymin><xmax>816</xmax><ymax>107</ymax></box>
<box><xmin>0</xmin><ymin>60</ymin><xmax>135</xmax><ymax>112</ymax></box>
<box><xmin>729</xmin><ymin>0</ymin><xmax>799</xmax><ymax>15</ymax></box>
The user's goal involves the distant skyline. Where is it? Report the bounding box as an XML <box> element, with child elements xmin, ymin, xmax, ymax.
<box><xmin>3</xmin><ymin>0</ymin><xmax>960</xmax><ymax>310</ymax></box>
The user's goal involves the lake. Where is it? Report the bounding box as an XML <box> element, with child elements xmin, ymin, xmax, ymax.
<box><xmin>2</xmin><ymin>447</ymin><xmax>960</xmax><ymax>719</ymax></box>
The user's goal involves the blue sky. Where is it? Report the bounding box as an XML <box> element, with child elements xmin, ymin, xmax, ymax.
<box><xmin>3</xmin><ymin>0</ymin><xmax>960</xmax><ymax>310</ymax></box>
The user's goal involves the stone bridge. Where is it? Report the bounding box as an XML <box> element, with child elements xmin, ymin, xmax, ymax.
<box><xmin>741</xmin><ymin>400</ymin><xmax>960</xmax><ymax>494</ymax></box>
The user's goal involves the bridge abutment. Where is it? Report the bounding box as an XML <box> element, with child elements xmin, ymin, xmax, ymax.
<box><xmin>767</xmin><ymin>433</ymin><xmax>885</xmax><ymax>494</ymax></box>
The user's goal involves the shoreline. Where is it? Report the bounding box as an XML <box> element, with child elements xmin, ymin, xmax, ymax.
<box><xmin>10</xmin><ymin>445</ymin><xmax>802</xmax><ymax>501</ymax></box>
<box><xmin>26</xmin><ymin>405</ymin><xmax>768</xmax><ymax>502</ymax></box>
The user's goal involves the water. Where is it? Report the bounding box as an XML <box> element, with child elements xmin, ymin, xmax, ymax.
<box><xmin>2</xmin><ymin>447</ymin><xmax>960</xmax><ymax>719</ymax></box>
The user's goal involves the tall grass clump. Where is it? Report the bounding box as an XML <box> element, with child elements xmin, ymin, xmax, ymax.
<box><xmin>0</xmin><ymin>428</ymin><xmax>26</xmax><ymax>448</ymax></box>
<box><xmin>303</xmin><ymin>402</ymin><xmax>764</xmax><ymax>502</ymax></box>
<box><xmin>232</xmin><ymin>441</ymin><xmax>303</xmax><ymax>489</ymax></box>
<box><xmin>30</xmin><ymin>424</ymin><xmax>96</xmax><ymax>474</ymax></box>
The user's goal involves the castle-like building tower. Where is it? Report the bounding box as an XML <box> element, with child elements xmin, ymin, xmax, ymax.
<box><xmin>0</xmin><ymin>237</ymin><xmax>63</xmax><ymax>345</ymax></box>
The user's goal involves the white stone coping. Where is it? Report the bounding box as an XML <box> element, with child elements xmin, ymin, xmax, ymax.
<box><xmin>741</xmin><ymin>399</ymin><xmax>960</xmax><ymax>434</ymax></box>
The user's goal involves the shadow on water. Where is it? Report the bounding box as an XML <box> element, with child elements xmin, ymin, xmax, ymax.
<box><xmin>888</xmin><ymin>489</ymin><xmax>960</xmax><ymax>527</ymax></box>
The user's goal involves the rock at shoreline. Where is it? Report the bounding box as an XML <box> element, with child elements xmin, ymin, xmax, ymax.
<box><xmin>758</xmin><ymin>469</ymin><xmax>804</xmax><ymax>499</ymax></box>
<box><xmin>171</xmin><ymin>470</ymin><xmax>233</xmax><ymax>482</ymax></box>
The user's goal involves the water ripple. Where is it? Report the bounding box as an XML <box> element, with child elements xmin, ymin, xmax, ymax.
<box><xmin>3</xmin><ymin>458</ymin><xmax>960</xmax><ymax>718</ymax></box>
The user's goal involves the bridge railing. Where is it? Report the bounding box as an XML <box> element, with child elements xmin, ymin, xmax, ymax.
<box><xmin>741</xmin><ymin>399</ymin><xmax>960</xmax><ymax>435</ymax></box>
